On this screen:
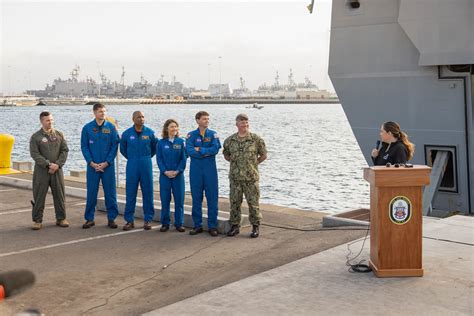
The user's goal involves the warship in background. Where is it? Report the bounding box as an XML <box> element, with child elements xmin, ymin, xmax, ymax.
<box><xmin>21</xmin><ymin>65</ymin><xmax>334</xmax><ymax>102</ymax></box>
<box><xmin>26</xmin><ymin>65</ymin><xmax>186</xmax><ymax>100</ymax></box>
<box><xmin>328</xmin><ymin>0</ymin><xmax>473</xmax><ymax>214</ymax></box>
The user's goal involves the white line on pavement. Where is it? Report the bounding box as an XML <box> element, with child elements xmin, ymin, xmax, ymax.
<box><xmin>0</xmin><ymin>206</ymin><xmax>53</xmax><ymax>216</ymax></box>
<box><xmin>0</xmin><ymin>209</ymin><xmax>31</xmax><ymax>215</ymax></box>
<box><xmin>0</xmin><ymin>189</ymin><xmax>17</xmax><ymax>192</ymax></box>
<box><xmin>0</xmin><ymin>226</ymin><xmax>158</xmax><ymax>258</ymax></box>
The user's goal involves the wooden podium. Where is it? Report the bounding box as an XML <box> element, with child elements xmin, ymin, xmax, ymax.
<box><xmin>364</xmin><ymin>165</ymin><xmax>431</xmax><ymax>277</ymax></box>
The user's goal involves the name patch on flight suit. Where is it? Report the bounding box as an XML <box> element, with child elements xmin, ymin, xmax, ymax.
<box><xmin>203</xmin><ymin>137</ymin><xmax>211</xmax><ymax>142</ymax></box>
<box><xmin>173</xmin><ymin>144</ymin><xmax>182</xmax><ymax>149</ymax></box>
<box><xmin>141</xmin><ymin>135</ymin><xmax>149</xmax><ymax>140</ymax></box>
<box><xmin>102</xmin><ymin>128</ymin><xmax>111</xmax><ymax>134</ymax></box>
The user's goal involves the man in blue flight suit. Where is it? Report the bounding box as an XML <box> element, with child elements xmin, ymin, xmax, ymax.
<box><xmin>185</xmin><ymin>111</ymin><xmax>221</xmax><ymax>236</ymax></box>
<box><xmin>81</xmin><ymin>103</ymin><xmax>120</xmax><ymax>229</ymax></box>
<box><xmin>120</xmin><ymin>111</ymin><xmax>157</xmax><ymax>231</ymax></box>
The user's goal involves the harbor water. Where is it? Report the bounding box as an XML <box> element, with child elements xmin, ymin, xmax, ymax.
<box><xmin>0</xmin><ymin>103</ymin><xmax>369</xmax><ymax>213</ymax></box>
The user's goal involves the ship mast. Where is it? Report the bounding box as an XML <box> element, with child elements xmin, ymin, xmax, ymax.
<box><xmin>120</xmin><ymin>66</ymin><xmax>126</xmax><ymax>98</ymax></box>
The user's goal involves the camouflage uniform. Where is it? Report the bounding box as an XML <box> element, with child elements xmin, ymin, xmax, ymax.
<box><xmin>29</xmin><ymin>129</ymin><xmax>69</xmax><ymax>223</ymax></box>
<box><xmin>223</xmin><ymin>132</ymin><xmax>267</xmax><ymax>225</ymax></box>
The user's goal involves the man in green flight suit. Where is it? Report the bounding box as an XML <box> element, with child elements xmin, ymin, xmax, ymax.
<box><xmin>223</xmin><ymin>113</ymin><xmax>267</xmax><ymax>238</ymax></box>
<box><xmin>29</xmin><ymin>111</ymin><xmax>69</xmax><ymax>230</ymax></box>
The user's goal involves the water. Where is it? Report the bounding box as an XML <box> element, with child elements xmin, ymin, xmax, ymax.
<box><xmin>0</xmin><ymin>103</ymin><xmax>370</xmax><ymax>213</ymax></box>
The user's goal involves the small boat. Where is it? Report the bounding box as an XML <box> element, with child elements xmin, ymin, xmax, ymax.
<box><xmin>246</xmin><ymin>103</ymin><xmax>264</xmax><ymax>109</ymax></box>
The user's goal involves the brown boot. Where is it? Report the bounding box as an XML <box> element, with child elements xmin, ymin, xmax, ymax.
<box><xmin>189</xmin><ymin>227</ymin><xmax>203</xmax><ymax>235</ymax></box>
<box><xmin>32</xmin><ymin>222</ymin><xmax>42</xmax><ymax>230</ymax></box>
<box><xmin>82</xmin><ymin>220</ymin><xmax>95</xmax><ymax>229</ymax></box>
<box><xmin>56</xmin><ymin>219</ymin><xmax>70</xmax><ymax>227</ymax></box>
<box><xmin>123</xmin><ymin>222</ymin><xmax>135</xmax><ymax>231</ymax></box>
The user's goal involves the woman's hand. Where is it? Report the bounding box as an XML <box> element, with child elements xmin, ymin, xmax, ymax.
<box><xmin>371</xmin><ymin>149</ymin><xmax>379</xmax><ymax>158</ymax></box>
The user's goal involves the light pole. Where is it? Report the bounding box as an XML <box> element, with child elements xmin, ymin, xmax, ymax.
<box><xmin>7</xmin><ymin>65</ymin><xmax>12</xmax><ymax>96</ymax></box>
<box><xmin>218</xmin><ymin>56</ymin><xmax>222</xmax><ymax>100</ymax></box>
<box><xmin>28</xmin><ymin>71</ymin><xmax>32</xmax><ymax>95</ymax></box>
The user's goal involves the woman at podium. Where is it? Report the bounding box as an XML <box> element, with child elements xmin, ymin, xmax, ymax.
<box><xmin>371</xmin><ymin>121</ymin><xmax>415</xmax><ymax>165</ymax></box>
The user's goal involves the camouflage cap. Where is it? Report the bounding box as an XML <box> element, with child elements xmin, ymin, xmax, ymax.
<box><xmin>235</xmin><ymin>113</ymin><xmax>249</xmax><ymax>121</ymax></box>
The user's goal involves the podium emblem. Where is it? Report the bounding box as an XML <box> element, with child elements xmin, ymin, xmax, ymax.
<box><xmin>389</xmin><ymin>196</ymin><xmax>412</xmax><ymax>225</ymax></box>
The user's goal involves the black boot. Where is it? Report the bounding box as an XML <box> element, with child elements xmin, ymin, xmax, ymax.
<box><xmin>250</xmin><ymin>225</ymin><xmax>259</xmax><ymax>238</ymax></box>
<box><xmin>227</xmin><ymin>225</ymin><xmax>240</xmax><ymax>237</ymax></box>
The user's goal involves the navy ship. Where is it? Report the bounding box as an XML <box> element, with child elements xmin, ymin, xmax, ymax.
<box><xmin>328</xmin><ymin>0</ymin><xmax>473</xmax><ymax>214</ymax></box>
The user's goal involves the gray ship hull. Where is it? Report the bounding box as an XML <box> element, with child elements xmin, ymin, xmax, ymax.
<box><xmin>329</xmin><ymin>0</ymin><xmax>473</xmax><ymax>213</ymax></box>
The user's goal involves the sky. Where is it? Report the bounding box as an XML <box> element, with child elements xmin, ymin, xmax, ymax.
<box><xmin>0</xmin><ymin>0</ymin><xmax>333</xmax><ymax>94</ymax></box>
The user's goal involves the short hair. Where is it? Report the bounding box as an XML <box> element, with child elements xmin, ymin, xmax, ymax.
<box><xmin>93</xmin><ymin>103</ymin><xmax>105</xmax><ymax>112</ymax></box>
<box><xmin>39</xmin><ymin>111</ymin><xmax>51</xmax><ymax>120</ymax></box>
<box><xmin>162</xmin><ymin>119</ymin><xmax>180</xmax><ymax>138</ymax></box>
<box><xmin>195</xmin><ymin>111</ymin><xmax>209</xmax><ymax>120</ymax></box>
<box><xmin>235</xmin><ymin>113</ymin><xmax>249</xmax><ymax>121</ymax></box>
<box><xmin>132</xmin><ymin>111</ymin><xmax>143</xmax><ymax>119</ymax></box>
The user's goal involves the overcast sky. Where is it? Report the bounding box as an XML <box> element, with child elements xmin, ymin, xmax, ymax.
<box><xmin>1</xmin><ymin>0</ymin><xmax>333</xmax><ymax>94</ymax></box>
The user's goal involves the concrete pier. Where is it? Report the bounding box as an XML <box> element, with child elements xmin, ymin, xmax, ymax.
<box><xmin>0</xmin><ymin>173</ymin><xmax>367</xmax><ymax>315</ymax></box>
<box><xmin>147</xmin><ymin>216</ymin><xmax>474</xmax><ymax>315</ymax></box>
<box><xmin>1</xmin><ymin>173</ymin><xmax>471</xmax><ymax>315</ymax></box>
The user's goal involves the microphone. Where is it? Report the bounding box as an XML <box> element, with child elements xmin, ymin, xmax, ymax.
<box><xmin>0</xmin><ymin>270</ymin><xmax>36</xmax><ymax>300</ymax></box>
<box><xmin>376</xmin><ymin>140</ymin><xmax>381</xmax><ymax>150</ymax></box>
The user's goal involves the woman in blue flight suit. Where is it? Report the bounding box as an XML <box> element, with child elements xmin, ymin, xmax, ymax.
<box><xmin>156</xmin><ymin>119</ymin><xmax>187</xmax><ymax>232</ymax></box>
<box><xmin>371</xmin><ymin>121</ymin><xmax>415</xmax><ymax>165</ymax></box>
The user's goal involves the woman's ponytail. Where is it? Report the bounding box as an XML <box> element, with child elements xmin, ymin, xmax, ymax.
<box><xmin>383</xmin><ymin>121</ymin><xmax>415</xmax><ymax>161</ymax></box>
<box><xmin>399</xmin><ymin>131</ymin><xmax>415</xmax><ymax>160</ymax></box>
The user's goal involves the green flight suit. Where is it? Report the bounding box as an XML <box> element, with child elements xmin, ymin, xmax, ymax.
<box><xmin>223</xmin><ymin>132</ymin><xmax>267</xmax><ymax>226</ymax></box>
<box><xmin>29</xmin><ymin>129</ymin><xmax>69</xmax><ymax>223</ymax></box>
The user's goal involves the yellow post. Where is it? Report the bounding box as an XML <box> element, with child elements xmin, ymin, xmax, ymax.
<box><xmin>0</xmin><ymin>134</ymin><xmax>14</xmax><ymax>168</ymax></box>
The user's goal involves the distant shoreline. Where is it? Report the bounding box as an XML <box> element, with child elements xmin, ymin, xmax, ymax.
<box><xmin>1</xmin><ymin>98</ymin><xmax>340</xmax><ymax>106</ymax></box>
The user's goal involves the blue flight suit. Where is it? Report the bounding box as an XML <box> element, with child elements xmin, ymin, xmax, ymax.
<box><xmin>120</xmin><ymin>126</ymin><xmax>157</xmax><ymax>223</ymax></box>
<box><xmin>81</xmin><ymin>120</ymin><xmax>119</xmax><ymax>222</ymax></box>
<box><xmin>156</xmin><ymin>137</ymin><xmax>187</xmax><ymax>227</ymax></box>
<box><xmin>185</xmin><ymin>128</ymin><xmax>221</xmax><ymax>229</ymax></box>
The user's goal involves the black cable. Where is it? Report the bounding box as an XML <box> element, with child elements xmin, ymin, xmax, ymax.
<box><xmin>261</xmin><ymin>222</ymin><xmax>372</xmax><ymax>272</ymax></box>
<box><xmin>345</xmin><ymin>224</ymin><xmax>372</xmax><ymax>273</ymax></box>
<box><xmin>81</xmin><ymin>238</ymin><xmax>223</xmax><ymax>315</ymax></box>
<box><xmin>261</xmin><ymin>222</ymin><xmax>369</xmax><ymax>231</ymax></box>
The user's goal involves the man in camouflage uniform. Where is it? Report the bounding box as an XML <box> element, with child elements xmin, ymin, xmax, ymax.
<box><xmin>29</xmin><ymin>111</ymin><xmax>69</xmax><ymax>230</ymax></box>
<box><xmin>223</xmin><ymin>113</ymin><xmax>267</xmax><ymax>238</ymax></box>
